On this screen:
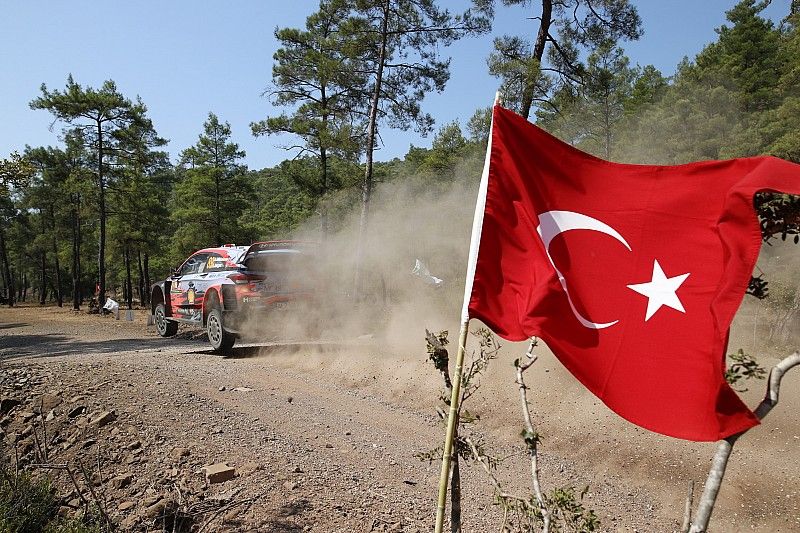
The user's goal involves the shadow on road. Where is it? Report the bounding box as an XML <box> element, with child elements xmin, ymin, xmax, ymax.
<box><xmin>261</xmin><ymin>498</ymin><xmax>311</xmax><ymax>532</ymax></box>
<box><xmin>0</xmin><ymin>333</ymin><xmax>200</xmax><ymax>360</ymax></box>
<box><xmin>186</xmin><ymin>341</ymin><xmax>376</xmax><ymax>359</ymax></box>
<box><xmin>0</xmin><ymin>323</ymin><xmax>29</xmax><ymax>330</ymax></box>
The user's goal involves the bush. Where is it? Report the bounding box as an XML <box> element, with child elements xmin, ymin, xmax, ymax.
<box><xmin>0</xmin><ymin>468</ymin><xmax>102</xmax><ymax>533</ymax></box>
<box><xmin>0</xmin><ymin>468</ymin><xmax>56</xmax><ymax>533</ymax></box>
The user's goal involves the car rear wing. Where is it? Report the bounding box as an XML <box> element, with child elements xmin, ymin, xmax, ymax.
<box><xmin>244</xmin><ymin>241</ymin><xmax>314</xmax><ymax>258</ymax></box>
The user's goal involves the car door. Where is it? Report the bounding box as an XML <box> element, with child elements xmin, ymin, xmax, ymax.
<box><xmin>190</xmin><ymin>253</ymin><xmax>227</xmax><ymax>311</ymax></box>
<box><xmin>172</xmin><ymin>253</ymin><xmax>207</xmax><ymax>320</ymax></box>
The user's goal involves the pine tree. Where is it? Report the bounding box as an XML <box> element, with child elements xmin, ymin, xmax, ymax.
<box><xmin>341</xmin><ymin>0</ymin><xmax>490</xmax><ymax>296</ymax></box>
<box><xmin>30</xmin><ymin>76</ymin><xmax>148</xmax><ymax>306</ymax></box>
<box><xmin>173</xmin><ymin>113</ymin><xmax>252</xmax><ymax>258</ymax></box>
<box><xmin>252</xmin><ymin>1</ymin><xmax>365</xmax><ymax>240</ymax></box>
<box><xmin>486</xmin><ymin>0</ymin><xmax>642</xmax><ymax>119</ymax></box>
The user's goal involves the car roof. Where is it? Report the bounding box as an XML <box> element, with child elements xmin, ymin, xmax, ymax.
<box><xmin>189</xmin><ymin>241</ymin><xmax>315</xmax><ymax>266</ymax></box>
<box><xmin>192</xmin><ymin>245</ymin><xmax>249</xmax><ymax>265</ymax></box>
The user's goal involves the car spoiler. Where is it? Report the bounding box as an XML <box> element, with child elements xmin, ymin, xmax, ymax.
<box><xmin>242</xmin><ymin>240</ymin><xmax>317</xmax><ymax>262</ymax></box>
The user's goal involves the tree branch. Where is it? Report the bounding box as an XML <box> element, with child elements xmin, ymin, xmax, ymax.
<box><xmin>689</xmin><ymin>352</ymin><xmax>800</xmax><ymax>532</ymax></box>
<box><xmin>516</xmin><ymin>338</ymin><xmax>551</xmax><ymax>533</ymax></box>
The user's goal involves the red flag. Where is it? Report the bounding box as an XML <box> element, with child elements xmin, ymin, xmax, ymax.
<box><xmin>466</xmin><ymin>105</ymin><xmax>800</xmax><ymax>441</ymax></box>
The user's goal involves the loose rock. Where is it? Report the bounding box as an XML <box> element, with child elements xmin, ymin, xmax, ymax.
<box><xmin>118</xmin><ymin>501</ymin><xmax>135</xmax><ymax>511</ymax></box>
<box><xmin>36</xmin><ymin>393</ymin><xmax>62</xmax><ymax>413</ymax></box>
<box><xmin>202</xmin><ymin>463</ymin><xmax>236</xmax><ymax>484</ymax></box>
<box><xmin>111</xmin><ymin>473</ymin><xmax>133</xmax><ymax>489</ymax></box>
<box><xmin>89</xmin><ymin>410</ymin><xmax>116</xmax><ymax>428</ymax></box>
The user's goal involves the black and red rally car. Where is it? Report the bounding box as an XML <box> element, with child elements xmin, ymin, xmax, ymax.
<box><xmin>150</xmin><ymin>241</ymin><xmax>318</xmax><ymax>353</ymax></box>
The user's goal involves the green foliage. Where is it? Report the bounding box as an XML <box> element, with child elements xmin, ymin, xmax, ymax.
<box><xmin>238</xmin><ymin>167</ymin><xmax>315</xmax><ymax>240</ymax></box>
<box><xmin>520</xmin><ymin>427</ymin><xmax>541</xmax><ymax>451</ymax></box>
<box><xmin>756</xmin><ymin>193</ymin><xmax>800</xmax><ymax>244</ymax></box>
<box><xmin>420</xmin><ymin>328</ymin><xmax>600</xmax><ymax>532</ymax></box>
<box><xmin>462</xmin><ymin>328</ymin><xmax>499</xmax><ymax>392</ymax></box>
<box><xmin>3</xmin><ymin>0</ymin><xmax>796</xmax><ymax>320</ymax></box>
<box><xmin>424</xmin><ymin>329</ymin><xmax>450</xmax><ymax>382</ymax></box>
<box><xmin>29</xmin><ymin>75</ymin><xmax>165</xmax><ymax>305</ymax></box>
<box><xmin>0</xmin><ymin>152</ymin><xmax>36</xmax><ymax>192</ymax></box>
<box><xmin>43</xmin><ymin>518</ymin><xmax>102</xmax><ymax>533</ymax></box>
<box><xmin>697</xmin><ymin>0</ymin><xmax>783</xmax><ymax>113</ymax></box>
<box><xmin>725</xmin><ymin>349</ymin><xmax>767</xmax><ymax>391</ymax></box>
<box><xmin>616</xmin><ymin>1</ymin><xmax>792</xmax><ymax>163</ymax></box>
<box><xmin>538</xmin><ymin>39</ymin><xmax>636</xmax><ymax>157</ymax></box>
<box><xmin>486</xmin><ymin>485</ymin><xmax>599</xmax><ymax>532</ymax></box>
<box><xmin>546</xmin><ymin>486</ymin><xmax>599</xmax><ymax>532</ymax></box>
<box><xmin>172</xmin><ymin>113</ymin><xmax>252</xmax><ymax>259</ymax></box>
<box><xmin>0</xmin><ymin>467</ymin><xmax>104</xmax><ymax>533</ymax></box>
<box><xmin>466</xmin><ymin>107</ymin><xmax>492</xmax><ymax>144</ymax></box>
<box><xmin>343</xmin><ymin>0</ymin><xmax>489</xmax><ymax>135</ymax></box>
<box><xmin>0</xmin><ymin>468</ymin><xmax>56</xmax><ymax>533</ymax></box>
<box><xmin>252</xmin><ymin>2</ymin><xmax>367</xmax><ymax>240</ymax></box>
<box><xmin>487</xmin><ymin>0</ymin><xmax>642</xmax><ymax>119</ymax></box>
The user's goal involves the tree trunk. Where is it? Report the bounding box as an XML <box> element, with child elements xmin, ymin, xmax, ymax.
<box><xmin>143</xmin><ymin>252</ymin><xmax>151</xmax><ymax>305</ymax></box>
<box><xmin>353</xmin><ymin>0</ymin><xmax>390</xmax><ymax>299</ymax></box>
<box><xmin>0</xmin><ymin>253</ymin><xmax>6</xmax><ymax>302</ymax></box>
<box><xmin>0</xmin><ymin>227</ymin><xmax>14</xmax><ymax>307</ymax></box>
<box><xmin>39</xmin><ymin>250</ymin><xmax>47</xmax><ymax>305</ymax></box>
<box><xmin>604</xmin><ymin>93</ymin><xmax>612</xmax><ymax>159</ymax></box>
<box><xmin>137</xmin><ymin>248</ymin><xmax>146</xmax><ymax>307</ymax></box>
<box><xmin>71</xmin><ymin>201</ymin><xmax>81</xmax><ymax>310</ymax></box>
<box><xmin>51</xmin><ymin>207</ymin><xmax>63</xmax><ymax>307</ymax></box>
<box><xmin>320</xmin><ymin>145</ymin><xmax>329</xmax><ymax>241</ymax></box>
<box><xmin>22</xmin><ymin>272</ymin><xmax>28</xmax><ymax>302</ymax></box>
<box><xmin>97</xmin><ymin>120</ymin><xmax>107</xmax><ymax>307</ymax></box>
<box><xmin>214</xmin><ymin>167</ymin><xmax>222</xmax><ymax>246</ymax></box>
<box><xmin>320</xmin><ymin>86</ymin><xmax>330</xmax><ymax>242</ymax></box>
<box><xmin>124</xmin><ymin>244</ymin><xmax>133</xmax><ymax>310</ymax></box>
<box><xmin>521</xmin><ymin>0</ymin><xmax>553</xmax><ymax>119</ymax></box>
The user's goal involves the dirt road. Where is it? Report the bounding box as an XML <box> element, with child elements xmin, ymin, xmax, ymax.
<box><xmin>0</xmin><ymin>305</ymin><xmax>798</xmax><ymax>532</ymax></box>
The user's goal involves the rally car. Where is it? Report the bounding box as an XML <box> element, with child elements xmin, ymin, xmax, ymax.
<box><xmin>150</xmin><ymin>241</ymin><xmax>318</xmax><ymax>353</ymax></box>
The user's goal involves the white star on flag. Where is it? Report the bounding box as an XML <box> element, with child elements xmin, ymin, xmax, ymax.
<box><xmin>627</xmin><ymin>260</ymin><xmax>690</xmax><ymax>321</ymax></box>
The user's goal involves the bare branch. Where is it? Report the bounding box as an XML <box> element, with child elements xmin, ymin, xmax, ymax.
<box><xmin>690</xmin><ymin>352</ymin><xmax>800</xmax><ymax>532</ymax></box>
<box><xmin>681</xmin><ymin>480</ymin><xmax>694</xmax><ymax>533</ymax></box>
<box><xmin>516</xmin><ymin>338</ymin><xmax>551</xmax><ymax>533</ymax></box>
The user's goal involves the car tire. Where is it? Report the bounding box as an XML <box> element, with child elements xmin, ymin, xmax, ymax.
<box><xmin>207</xmin><ymin>307</ymin><xmax>235</xmax><ymax>354</ymax></box>
<box><xmin>155</xmin><ymin>303</ymin><xmax>178</xmax><ymax>337</ymax></box>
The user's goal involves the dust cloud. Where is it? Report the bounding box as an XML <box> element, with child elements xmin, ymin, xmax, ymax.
<box><xmin>238</xmin><ymin>156</ymin><xmax>800</xmax><ymax>364</ymax></box>
<box><xmin>284</xmin><ymin>175</ymin><xmax>481</xmax><ymax>352</ymax></box>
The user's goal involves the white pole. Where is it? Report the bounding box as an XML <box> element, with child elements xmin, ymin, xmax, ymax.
<box><xmin>434</xmin><ymin>92</ymin><xmax>500</xmax><ymax>533</ymax></box>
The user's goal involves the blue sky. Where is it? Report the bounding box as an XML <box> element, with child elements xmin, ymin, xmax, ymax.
<box><xmin>0</xmin><ymin>1</ymin><xmax>792</xmax><ymax>169</ymax></box>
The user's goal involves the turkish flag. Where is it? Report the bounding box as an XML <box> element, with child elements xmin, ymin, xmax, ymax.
<box><xmin>466</xmin><ymin>105</ymin><xmax>800</xmax><ymax>441</ymax></box>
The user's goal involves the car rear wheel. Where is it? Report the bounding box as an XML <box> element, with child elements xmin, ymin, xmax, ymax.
<box><xmin>155</xmin><ymin>303</ymin><xmax>178</xmax><ymax>337</ymax></box>
<box><xmin>207</xmin><ymin>307</ymin><xmax>235</xmax><ymax>354</ymax></box>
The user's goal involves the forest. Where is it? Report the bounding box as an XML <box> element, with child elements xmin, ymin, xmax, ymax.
<box><xmin>0</xmin><ymin>0</ymin><xmax>798</xmax><ymax>311</ymax></box>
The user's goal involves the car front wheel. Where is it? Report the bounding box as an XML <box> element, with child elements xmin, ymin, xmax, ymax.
<box><xmin>207</xmin><ymin>308</ymin><xmax>235</xmax><ymax>354</ymax></box>
<box><xmin>155</xmin><ymin>303</ymin><xmax>178</xmax><ymax>337</ymax></box>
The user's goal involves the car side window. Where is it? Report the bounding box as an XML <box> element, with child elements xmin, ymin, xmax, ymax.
<box><xmin>205</xmin><ymin>253</ymin><xmax>231</xmax><ymax>273</ymax></box>
<box><xmin>179</xmin><ymin>254</ymin><xmax>207</xmax><ymax>276</ymax></box>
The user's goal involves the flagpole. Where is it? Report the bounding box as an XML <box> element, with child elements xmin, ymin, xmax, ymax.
<box><xmin>434</xmin><ymin>92</ymin><xmax>500</xmax><ymax>533</ymax></box>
